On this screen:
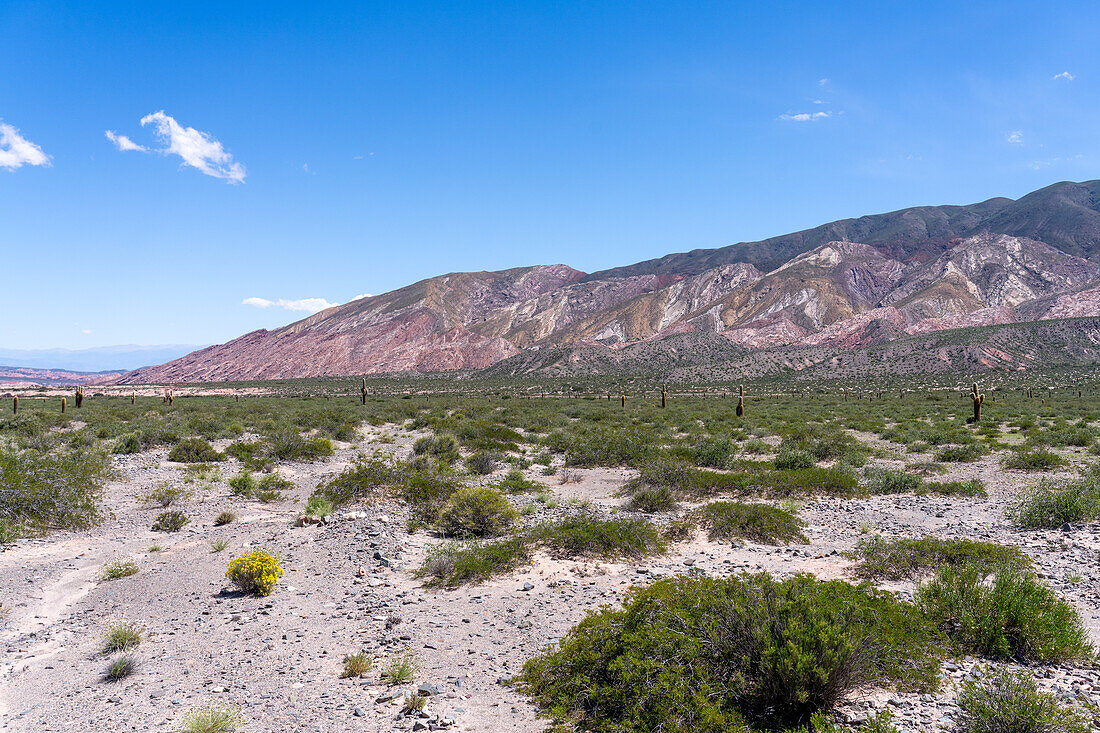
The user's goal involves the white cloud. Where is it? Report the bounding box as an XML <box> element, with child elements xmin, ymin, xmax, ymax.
<box><xmin>105</xmin><ymin>130</ymin><xmax>148</xmax><ymax>152</ymax></box>
<box><xmin>140</xmin><ymin>111</ymin><xmax>245</xmax><ymax>183</ymax></box>
<box><xmin>350</xmin><ymin>293</ymin><xmax>372</xmax><ymax>301</ymax></box>
<box><xmin>242</xmin><ymin>297</ymin><xmax>337</xmax><ymax>313</ymax></box>
<box><xmin>1006</xmin><ymin>130</ymin><xmax>1024</xmax><ymax>144</ymax></box>
<box><xmin>779</xmin><ymin>111</ymin><xmax>832</xmax><ymax>122</ymax></box>
<box><xmin>1053</xmin><ymin>71</ymin><xmax>1074</xmax><ymax>81</ymax></box>
<box><xmin>0</xmin><ymin>121</ymin><xmax>50</xmax><ymax>171</ymax></box>
<box><xmin>818</xmin><ymin>78</ymin><xmax>829</xmax><ymax>86</ymax></box>
<box><xmin>80</xmin><ymin>329</ymin><xmax>92</xmax><ymax>335</ymax></box>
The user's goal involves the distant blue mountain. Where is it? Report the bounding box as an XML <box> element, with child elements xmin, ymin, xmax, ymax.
<box><xmin>0</xmin><ymin>345</ymin><xmax>205</xmax><ymax>372</ymax></box>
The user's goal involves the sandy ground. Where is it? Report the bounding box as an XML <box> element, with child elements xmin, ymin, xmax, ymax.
<box><xmin>2</xmin><ymin>425</ymin><xmax>1100</xmax><ymax>731</ymax></box>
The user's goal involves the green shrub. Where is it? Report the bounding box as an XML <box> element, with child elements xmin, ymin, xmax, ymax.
<box><xmin>755</xmin><ymin>466</ymin><xmax>859</xmax><ymax>498</ymax></box>
<box><xmin>465</xmin><ymin>452</ymin><xmax>497</xmax><ymax>475</ymax></box>
<box><xmin>492</xmin><ymin>469</ymin><xmax>544</xmax><ymax>493</ymax></box>
<box><xmin>0</xmin><ymin>446</ymin><xmax>111</xmax><ymax>538</ymax></box>
<box><xmin>774</xmin><ymin>448</ymin><xmax>816</xmax><ymax>470</ymax></box>
<box><xmin>304</xmin><ymin>495</ymin><xmax>334</xmax><ymax>518</ymax></box>
<box><xmin>142</xmin><ymin>483</ymin><xmax>191</xmax><ymax>508</ymax></box>
<box><xmin>916</xmin><ymin>563</ymin><xmax>1091</xmax><ymax>663</ymax></box>
<box><xmin>533</xmin><ymin>516</ymin><xmax>665</xmax><ymax>560</ymax></box>
<box><xmin>695</xmin><ymin>501</ymin><xmax>807</xmax><ymax>545</ymax></box>
<box><xmin>625</xmin><ymin>459</ymin><xmax>750</xmax><ymax>499</ymax></box>
<box><xmin>413</xmin><ymin>433</ymin><xmax>460</xmax><ymax>464</ymax></box>
<box><xmin>1011</xmin><ymin>473</ymin><xmax>1100</xmax><ymax>528</ymax></box>
<box><xmin>152</xmin><ymin>510</ymin><xmax>189</xmax><ymax>532</ymax></box>
<box><xmin>437</xmin><ymin>486</ymin><xmax>516</xmax><ymax>537</ymax></box>
<box><xmin>851</xmin><ymin>536</ymin><xmax>1030</xmax><ymax>580</ymax></box>
<box><xmin>254</xmin><ymin>473</ymin><xmax>293</xmax><ymax>502</ymax></box>
<box><xmin>864</xmin><ymin>466</ymin><xmax>924</xmax><ymax>495</ymax></box>
<box><xmin>518</xmin><ymin>573</ymin><xmax>942</xmax><ymax>731</ymax></box>
<box><xmin>625</xmin><ymin>486</ymin><xmax>677</xmax><ymax>513</ymax></box>
<box><xmin>952</xmin><ymin>668</ymin><xmax>1091</xmax><ymax>733</ymax></box>
<box><xmin>168</xmin><ymin>438</ymin><xmax>224</xmax><ymax>463</ymax></box>
<box><xmin>313</xmin><ymin>453</ymin><xmax>404</xmax><ymax>505</ymax></box>
<box><xmin>923</xmin><ymin>478</ymin><xmax>987</xmax><ymax>497</ymax></box>
<box><xmin>225</xmin><ymin>440</ymin><xmax>271</xmax><ymax>471</ymax></box>
<box><xmin>112</xmin><ymin>433</ymin><xmax>142</xmax><ymax>454</ymax></box>
<box><xmin>419</xmin><ymin>537</ymin><xmax>532</xmax><ymax>586</ymax></box>
<box><xmin>227</xmin><ymin>470</ymin><xmax>257</xmax><ymax>497</ymax></box>
<box><xmin>100</xmin><ymin>557</ymin><xmax>139</xmax><ymax>580</ymax></box>
<box><xmin>102</xmin><ymin>621</ymin><xmax>143</xmax><ymax>653</ymax></box>
<box><xmin>402</xmin><ymin>469</ymin><xmax>464</xmax><ymax>525</ymax></box>
<box><xmin>936</xmin><ymin>443</ymin><xmax>986</xmax><ymax>463</ymax></box>
<box><xmin>1003</xmin><ymin>449</ymin><xmax>1065</xmax><ymax>471</ymax></box>
<box><xmin>213</xmin><ymin>511</ymin><xmax>236</xmax><ymax>526</ymax></box>
<box><xmin>267</xmin><ymin>432</ymin><xmax>334</xmax><ymax>462</ymax></box>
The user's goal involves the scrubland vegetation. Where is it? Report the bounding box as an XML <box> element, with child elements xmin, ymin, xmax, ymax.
<box><xmin>2</xmin><ymin>380</ymin><xmax>1099</xmax><ymax>730</ymax></box>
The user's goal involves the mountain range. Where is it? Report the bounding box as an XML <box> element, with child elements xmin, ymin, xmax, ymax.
<box><xmin>119</xmin><ymin>179</ymin><xmax>1100</xmax><ymax>383</ymax></box>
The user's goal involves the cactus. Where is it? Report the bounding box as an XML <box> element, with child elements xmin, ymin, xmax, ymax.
<box><xmin>12</xmin><ymin>396</ymin><xmax>17</xmax><ymax>415</ymax></box>
<box><xmin>360</xmin><ymin>378</ymin><xmax>368</xmax><ymax>405</ymax></box>
<box><xmin>131</xmin><ymin>392</ymin><xmax>136</xmax><ymax>405</ymax></box>
<box><xmin>61</xmin><ymin>396</ymin><xmax>66</xmax><ymax>414</ymax></box>
<box><xmin>736</xmin><ymin>384</ymin><xmax>745</xmax><ymax>417</ymax></box>
<box><xmin>621</xmin><ymin>393</ymin><xmax>626</xmax><ymax>407</ymax></box>
<box><xmin>74</xmin><ymin>386</ymin><xmax>84</xmax><ymax>409</ymax></box>
<box><xmin>661</xmin><ymin>388</ymin><xmax>667</xmax><ymax>409</ymax></box>
<box><xmin>971</xmin><ymin>383</ymin><xmax>985</xmax><ymax>423</ymax></box>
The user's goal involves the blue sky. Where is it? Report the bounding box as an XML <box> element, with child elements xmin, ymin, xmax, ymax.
<box><xmin>3</xmin><ymin>1</ymin><xmax>1098</xmax><ymax>350</ymax></box>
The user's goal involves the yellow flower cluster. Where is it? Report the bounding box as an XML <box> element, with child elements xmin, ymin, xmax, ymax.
<box><xmin>225</xmin><ymin>550</ymin><xmax>284</xmax><ymax>596</ymax></box>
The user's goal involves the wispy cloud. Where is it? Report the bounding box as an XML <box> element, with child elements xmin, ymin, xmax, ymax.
<box><xmin>105</xmin><ymin>130</ymin><xmax>148</xmax><ymax>152</ymax></box>
<box><xmin>350</xmin><ymin>293</ymin><xmax>372</xmax><ymax>301</ymax></box>
<box><xmin>1053</xmin><ymin>71</ymin><xmax>1075</xmax><ymax>81</ymax></box>
<box><xmin>1006</xmin><ymin>130</ymin><xmax>1024</xmax><ymax>144</ymax></box>
<box><xmin>818</xmin><ymin>78</ymin><xmax>829</xmax><ymax>86</ymax></box>
<box><xmin>0</xmin><ymin>121</ymin><xmax>50</xmax><ymax>171</ymax></box>
<box><xmin>242</xmin><ymin>297</ymin><xmax>337</xmax><ymax>313</ymax></box>
<box><xmin>779</xmin><ymin>111</ymin><xmax>832</xmax><ymax>122</ymax></box>
<box><xmin>139</xmin><ymin>111</ymin><xmax>245</xmax><ymax>183</ymax></box>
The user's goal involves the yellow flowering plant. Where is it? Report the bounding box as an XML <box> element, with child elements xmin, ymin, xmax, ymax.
<box><xmin>225</xmin><ymin>550</ymin><xmax>284</xmax><ymax>596</ymax></box>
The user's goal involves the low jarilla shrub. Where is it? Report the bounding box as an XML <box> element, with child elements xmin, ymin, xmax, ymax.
<box><xmin>1010</xmin><ymin>471</ymin><xmax>1100</xmax><ymax>529</ymax></box>
<box><xmin>152</xmin><ymin>509</ymin><xmax>189</xmax><ymax>532</ymax></box>
<box><xmin>518</xmin><ymin>573</ymin><xmax>942</xmax><ymax>731</ymax></box>
<box><xmin>225</xmin><ymin>550</ymin><xmax>284</xmax><ymax>596</ymax></box>
<box><xmin>1003</xmin><ymin>448</ymin><xmax>1065</xmax><ymax>471</ymax></box>
<box><xmin>437</xmin><ymin>486</ymin><xmax>516</xmax><ymax>537</ymax></box>
<box><xmin>693</xmin><ymin>500</ymin><xmax>807</xmax><ymax>545</ymax></box>
<box><xmin>168</xmin><ymin>438</ymin><xmax>225</xmax><ymax>463</ymax></box>
<box><xmin>952</xmin><ymin>667</ymin><xmax>1090</xmax><ymax>733</ymax></box>
<box><xmin>916</xmin><ymin>563</ymin><xmax>1091</xmax><ymax>664</ymax></box>
<box><xmin>851</xmin><ymin>536</ymin><xmax>1030</xmax><ymax>580</ymax></box>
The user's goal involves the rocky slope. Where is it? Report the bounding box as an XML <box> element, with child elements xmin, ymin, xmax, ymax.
<box><xmin>119</xmin><ymin>180</ymin><xmax>1100</xmax><ymax>383</ymax></box>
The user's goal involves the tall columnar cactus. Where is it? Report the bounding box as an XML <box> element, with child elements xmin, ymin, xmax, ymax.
<box><xmin>61</xmin><ymin>396</ymin><xmax>66</xmax><ymax>414</ymax></box>
<box><xmin>12</xmin><ymin>396</ymin><xmax>17</xmax><ymax>415</ymax></box>
<box><xmin>971</xmin><ymin>383</ymin><xmax>985</xmax><ymax>423</ymax></box>
<box><xmin>661</xmin><ymin>388</ymin><xmax>667</xmax><ymax>409</ymax></box>
<box><xmin>621</xmin><ymin>393</ymin><xmax>626</xmax><ymax>408</ymax></box>
<box><xmin>131</xmin><ymin>392</ymin><xmax>136</xmax><ymax>405</ymax></box>
<box><xmin>736</xmin><ymin>384</ymin><xmax>745</xmax><ymax>417</ymax></box>
<box><xmin>360</xmin><ymin>378</ymin><xmax>368</xmax><ymax>405</ymax></box>
<box><xmin>74</xmin><ymin>386</ymin><xmax>85</xmax><ymax>409</ymax></box>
